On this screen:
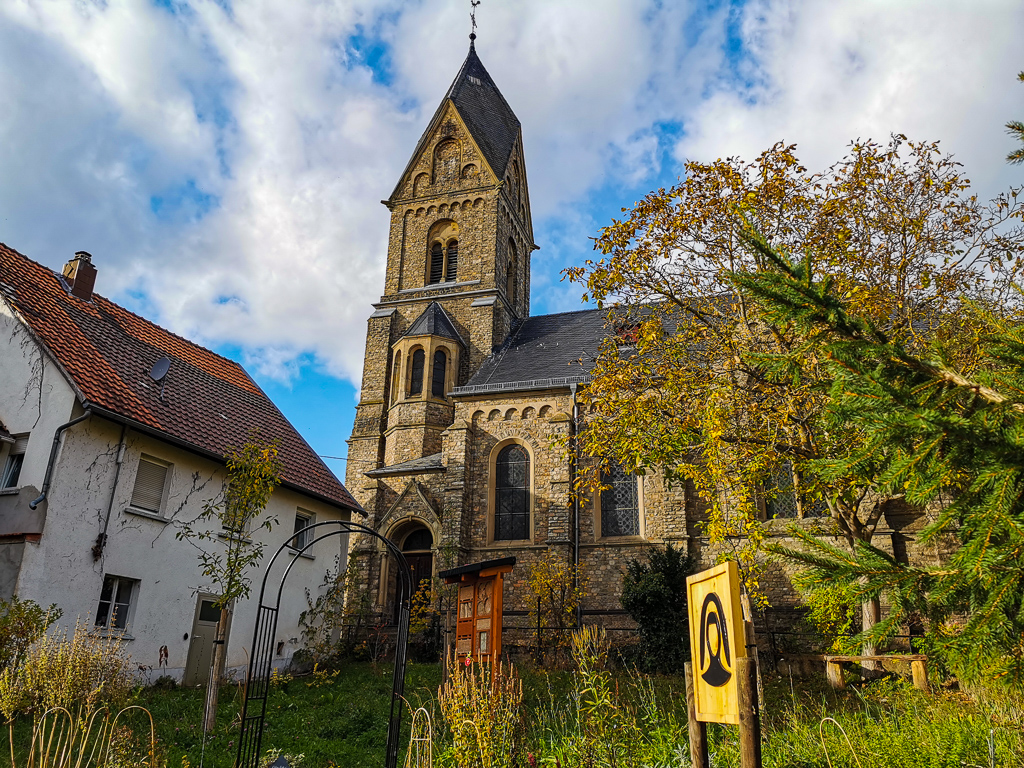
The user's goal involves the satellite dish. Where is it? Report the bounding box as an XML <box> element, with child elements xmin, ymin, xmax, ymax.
<box><xmin>149</xmin><ymin>356</ymin><xmax>171</xmax><ymax>383</ymax></box>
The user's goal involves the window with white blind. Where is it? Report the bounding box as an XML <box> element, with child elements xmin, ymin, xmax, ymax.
<box><xmin>1</xmin><ymin>434</ymin><xmax>29</xmax><ymax>489</ymax></box>
<box><xmin>129</xmin><ymin>456</ymin><xmax>170</xmax><ymax>514</ymax></box>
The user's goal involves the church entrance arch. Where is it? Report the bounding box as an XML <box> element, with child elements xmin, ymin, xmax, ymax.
<box><xmin>235</xmin><ymin>520</ymin><xmax>412</xmax><ymax>768</ymax></box>
<box><xmin>391</xmin><ymin>525</ymin><xmax>433</xmax><ymax>622</ymax></box>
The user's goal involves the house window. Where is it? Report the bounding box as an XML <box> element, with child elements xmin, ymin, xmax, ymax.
<box><xmin>600</xmin><ymin>463</ymin><xmax>640</xmax><ymax>537</ymax></box>
<box><xmin>129</xmin><ymin>456</ymin><xmax>169</xmax><ymax>514</ymax></box>
<box><xmin>765</xmin><ymin>461</ymin><xmax>826</xmax><ymax>519</ymax></box>
<box><xmin>429</xmin><ymin>242</ymin><xmax>445</xmax><ymax>284</ymax></box>
<box><xmin>410</xmin><ymin>349</ymin><xmax>425</xmax><ymax>396</ymax></box>
<box><xmin>291</xmin><ymin>511</ymin><xmax>315</xmax><ymax>550</ymax></box>
<box><xmin>1</xmin><ymin>434</ymin><xmax>28</xmax><ymax>489</ymax></box>
<box><xmin>95</xmin><ymin>575</ymin><xmax>138</xmax><ymax>630</ymax></box>
<box><xmin>446</xmin><ymin>241</ymin><xmax>458</xmax><ymax>282</ymax></box>
<box><xmin>432</xmin><ymin>350</ymin><xmax>448</xmax><ymax>397</ymax></box>
<box><xmin>494</xmin><ymin>444</ymin><xmax>530</xmax><ymax>541</ymax></box>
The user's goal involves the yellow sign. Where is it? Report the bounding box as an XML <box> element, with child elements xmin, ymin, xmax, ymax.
<box><xmin>686</xmin><ymin>561</ymin><xmax>746</xmax><ymax>724</ymax></box>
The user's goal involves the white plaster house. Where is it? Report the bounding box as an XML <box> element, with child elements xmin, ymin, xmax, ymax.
<box><xmin>0</xmin><ymin>244</ymin><xmax>362</xmax><ymax>684</ymax></box>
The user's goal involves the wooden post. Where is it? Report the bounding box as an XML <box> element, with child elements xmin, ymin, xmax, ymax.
<box><xmin>911</xmin><ymin>658</ymin><xmax>930</xmax><ymax>692</ymax></box>
<box><xmin>737</xmin><ymin>656</ymin><xmax>762</xmax><ymax>768</ymax></box>
<box><xmin>683</xmin><ymin>662</ymin><xmax>709</xmax><ymax>768</ymax></box>
<box><xmin>825</xmin><ymin>659</ymin><xmax>845</xmax><ymax>690</ymax></box>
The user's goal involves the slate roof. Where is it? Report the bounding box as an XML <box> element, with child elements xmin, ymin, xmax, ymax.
<box><xmin>453</xmin><ymin>307</ymin><xmax>608</xmax><ymax>396</ymax></box>
<box><xmin>364</xmin><ymin>452</ymin><xmax>444</xmax><ymax>478</ymax></box>
<box><xmin>392</xmin><ymin>41</ymin><xmax>521</xmax><ymax>200</ymax></box>
<box><xmin>404</xmin><ymin>302</ymin><xmax>465</xmax><ymax>346</ymax></box>
<box><xmin>0</xmin><ymin>243</ymin><xmax>360</xmax><ymax>512</ymax></box>
<box><xmin>445</xmin><ymin>42</ymin><xmax>521</xmax><ymax>178</ymax></box>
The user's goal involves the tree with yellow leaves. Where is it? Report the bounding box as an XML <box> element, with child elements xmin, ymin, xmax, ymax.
<box><xmin>565</xmin><ymin>137</ymin><xmax>1024</xmax><ymax>647</ymax></box>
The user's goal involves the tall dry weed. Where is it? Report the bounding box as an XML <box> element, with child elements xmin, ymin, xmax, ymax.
<box><xmin>437</xmin><ymin>656</ymin><xmax>524</xmax><ymax>768</ymax></box>
<box><xmin>0</xmin><ymin>619</ymin><xmax>134</xmax><ymax>724</ymax></box>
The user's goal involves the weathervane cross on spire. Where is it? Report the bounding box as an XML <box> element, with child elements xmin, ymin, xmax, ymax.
<box><xmin>470</xmin><ymin>0</ymin><xmax>480</xmax><ymax>44</ymax></box>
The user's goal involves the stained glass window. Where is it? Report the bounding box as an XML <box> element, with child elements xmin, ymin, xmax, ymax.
<box><xmin>601</xmin><ymin>463</ymin><xmax>640</xmax><ymax>537</ymax></box>
<box><xmin>495</xmin><ymin>444</ymin><xmax>529</xmax><ymax>540</ymax></box>
<box><xmin>432</xmin><ymin>350</ymin><xmax>447</xmax><ymax>397</ymax></box>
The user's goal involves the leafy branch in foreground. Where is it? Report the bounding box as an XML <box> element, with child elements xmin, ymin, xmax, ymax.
<box><xmin>730</xmin><ymin>221</ymin><xmax>1024</xmax><ymax>692</ymax></box>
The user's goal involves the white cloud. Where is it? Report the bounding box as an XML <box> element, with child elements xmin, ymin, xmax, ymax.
<box><xmin>0</xmin><ymin>0</ymin><xmax>1020</xmax><ymax>389</ymax></box>
<box><xmin>677</xmin><ymin>0</ymin><xmax>1024</xmax><ymax>201</ymax></box>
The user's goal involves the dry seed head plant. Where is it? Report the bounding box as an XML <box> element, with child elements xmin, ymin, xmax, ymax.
<box><xmin>437</xmin><ymin>655</ymin><xmax>524</xmax><ymax>768</ymax></box>
<box><xmin>0</xmin><ymin>619</ymin><xmax>134</xmax><ymax>724</ymax></box>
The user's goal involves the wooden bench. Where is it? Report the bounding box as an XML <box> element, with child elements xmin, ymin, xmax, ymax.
<box><xmin>824</xmin><ymin>654</ymin><xmax>929</xmax><ymax>692</ymax></box>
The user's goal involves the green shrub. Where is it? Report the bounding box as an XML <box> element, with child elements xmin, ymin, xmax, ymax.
<box><xmin>0</xmin><ymin>597</ymin><xmax>61</xmax><ymax>671</ymax></box>
<box><xmin>619</xmin><ymin>544</ymin><xmax>697</xmax><ymax>673</ymax></box>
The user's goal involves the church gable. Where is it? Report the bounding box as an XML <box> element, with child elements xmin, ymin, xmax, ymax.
<box><xmin>377</xmin><ymin>479</ymin><xmax>442</xmax><ymax>537</ymax></box>
<box><xmin>392</xmin><ymin>102</ymin><xmax>498</xmax><ymax>202</ymax></box>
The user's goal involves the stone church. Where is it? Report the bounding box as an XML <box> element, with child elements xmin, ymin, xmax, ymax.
<box><xmin>343</xmin><ymin>38</ymin><xmax>701</xmax><ymax>640</ymax></box>
<box><xmin>343</xmin><ymin>38</ymin><xmax>935</xmax><ymax>650</ymax></box>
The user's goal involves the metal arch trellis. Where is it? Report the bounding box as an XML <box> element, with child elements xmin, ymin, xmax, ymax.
<box><xmin>234</xmin><ymin>520</ymin><xmax>414</xmax><ymax>768</ymax></box>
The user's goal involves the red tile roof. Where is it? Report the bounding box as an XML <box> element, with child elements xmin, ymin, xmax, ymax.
<box><xmin>0</xmin><ymin>242</ymin><xmax>360</xmax><ymax>512</ymax></box>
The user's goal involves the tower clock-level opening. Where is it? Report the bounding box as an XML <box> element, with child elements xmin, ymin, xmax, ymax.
<box><xmin>389</xmin><ymin>525</ymin><xmax>434</xmax><ymax>623</ymax></box>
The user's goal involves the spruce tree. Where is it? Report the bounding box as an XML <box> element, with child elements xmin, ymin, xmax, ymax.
<box><xmin>729</xmin><ymin>222</ymin><xmax>1024</xmax><ymax>692</ymax></box>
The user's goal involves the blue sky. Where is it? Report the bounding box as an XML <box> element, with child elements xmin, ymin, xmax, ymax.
<box><xmin>1</xmin><ymin>0</ymin><xmax>1021</xmax><ymax>482</ymax></box>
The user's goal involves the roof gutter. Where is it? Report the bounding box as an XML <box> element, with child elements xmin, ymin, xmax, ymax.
<box><xmin>29</xmin><ymin>409</ymin><xmax>93</xmax><ymax>510</ymax></box>
<box><xmin>85</xmin><ymin>405</ymin><xmax>365</xmax><ymax>516</ymax></box>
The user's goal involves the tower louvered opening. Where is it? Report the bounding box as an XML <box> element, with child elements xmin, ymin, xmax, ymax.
<box><xmin>446</xmin><ymin>241</ymin><xmax>458</xmax><ymax>282</ymax></box>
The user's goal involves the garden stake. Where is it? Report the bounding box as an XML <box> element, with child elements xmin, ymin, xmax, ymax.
<box><xmin>683</xmin><ymin>662</ymin><xmax>709</xmax><ymax>768</ymax></box>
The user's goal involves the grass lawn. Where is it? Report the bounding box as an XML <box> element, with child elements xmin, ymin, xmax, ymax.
<box><xmin>4</xmin><ymin>661</ymin><xmax>1022</xmax><ymax>767</ymax></box>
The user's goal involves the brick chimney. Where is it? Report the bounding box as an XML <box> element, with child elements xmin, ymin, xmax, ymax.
<box><xmin>63</xmin><ymin>251</ymin><xmax>97</xmax><ymax>301</ymax></box>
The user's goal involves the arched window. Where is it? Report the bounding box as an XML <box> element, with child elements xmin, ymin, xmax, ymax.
<box><xmin>429</xmin><ymin>242</ymin><xmax>444</xmax><ymax>284</ymax></box>
<box><xmin>495</xmin><ymin>444</ymin><xmax>530</xmax><ymax>540</ymax></box>
<box><xmin>600</xmin><ymin>463</ymin><xmax>640</xmax><ymax>537</ymax></box>
<box><xmin>506</xmin><ymin>239</ymin><xmax>517</xmax><ymax>302</ymax></box>
<box><xmin>446</xmin><ymin>240</ymin><xmax>458</xmax><ymax>282</ymax></box>
<box><xmin>432</xmin><ymin>349</ymin><xmax>447</xmax><ymax>397</ymax></box>
<box><xmin>410</xmin><ymin>349</ymin><xmax>425</xmax><ymax>396</ymax></box>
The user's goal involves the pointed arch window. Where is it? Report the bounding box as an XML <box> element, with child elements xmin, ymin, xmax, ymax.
<box><xmin>432</xmin><ymin>350</ymin><xmax>448</xmax><ymax>397</ymax></box>
<box><xmin>410</xmin><ymin>349</ymin><xmax>425</xmax><ymax>396</ymax></box>
<box><xmin>495</xmin><ymin>444</ymin><xmax>530</xmax><ymax>541</ymax></box>
<box><xmin>446</xmin><ymin>241</ymin><xmax>458</xmax><ymax>282</ymax></box>
<box><xmin>429</xmin><ymin>243</ymin><xmax>444</xmax><ymax>284</ymax></box>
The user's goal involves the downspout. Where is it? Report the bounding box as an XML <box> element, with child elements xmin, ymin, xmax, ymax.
<box><xmin>569</xmin><ymin>384</ymin><xmax>581</xmax><ymax>628</ymax></box>
<box><xmin>29</xmin><ymin>408</ymin><xmax>92</xmax><ymax>510</ymax></box>
<box><xmin>93</xmin><ymin>423</ymin><xmax>128</xmax><ymax>560</ymax></box>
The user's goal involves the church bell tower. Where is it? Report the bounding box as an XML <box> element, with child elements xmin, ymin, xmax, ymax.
<box><xmin>346</xmin><ymin>37</ymin><xmax>536</xmax><ymax>515</ymax></box>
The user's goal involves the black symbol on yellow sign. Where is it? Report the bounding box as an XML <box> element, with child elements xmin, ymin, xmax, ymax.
<box><xmin>699</xmin><ymin>592</ymin><xmax>732</xmax><ymax>687</ymax></box>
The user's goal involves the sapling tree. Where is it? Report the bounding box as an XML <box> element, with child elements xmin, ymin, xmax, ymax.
<box><xmin>176</xmin><ymin>434</ymin><xmax>281</xmax><ymax>732</ymax></box>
